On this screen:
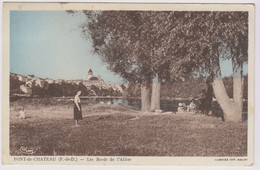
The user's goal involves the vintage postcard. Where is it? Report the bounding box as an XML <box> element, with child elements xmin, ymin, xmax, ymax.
<box><xmin>2</xmin><ymin>2</ymin><xmax>254</xmax><ymax>166</ymax></box>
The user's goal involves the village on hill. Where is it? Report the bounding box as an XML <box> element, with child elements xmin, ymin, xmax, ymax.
<box><xmin>10</xmin><ymin>69</ymin><xmax>127</xmax><ymax>98</ymax></box>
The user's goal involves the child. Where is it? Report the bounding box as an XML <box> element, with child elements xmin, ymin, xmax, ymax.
<box><xmin>18</xmin><ymin>107</ymin><xmax>26</xmax><ymax>119</ymax></box>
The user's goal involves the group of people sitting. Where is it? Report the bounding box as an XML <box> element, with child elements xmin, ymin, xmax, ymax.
<box><xmin>177</xmin><ymin>99</ymin><xmax>197</xmax><ymax>113</ymax></box>
<box><xmin>177</xmin><ymin>77</ymin><xmax>213</xmax><ymax>115</ymax></box>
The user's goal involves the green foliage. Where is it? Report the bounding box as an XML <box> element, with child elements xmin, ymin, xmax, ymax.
<box><xmin>125</xmin><ymin>82</ymin><xmax>206</xmax><ymax>99</ymax></box>
<box><xmin>124</xmin><ymin>83</ymin><xmax>141</xmax><ymax>98</ymax></box>
<box><xmin>83</xmin><ymin>11</ymin><xmax>206</xmax><ymax>83</ymax></box>
<box><xmin>187</xmin><ymin>12</ymin><xmax>248</xmax><ymax>77</ymax></box>
<box><xmin>82</xmin><ymin>11</ymin><xmax>248</xmax><ymax>84</ymax></box>
<box><xmin>161</xmin><ymin>82</ymin><xmax>206</xmax><ymax>99</ymax></box>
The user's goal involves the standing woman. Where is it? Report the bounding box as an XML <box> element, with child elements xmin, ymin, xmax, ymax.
<box><xmin>74</xmin><ymin>91</ymin><xmax>82</xmax><ymax>126</ymax></box>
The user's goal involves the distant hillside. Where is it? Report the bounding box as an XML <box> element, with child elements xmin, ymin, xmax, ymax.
<box><xmin>10</xmin><ymin>73</ymin><xmax>248</xmax><ymax>100</ymax></box>
<box><xmin>10</xmin><ymin>73</ymin><xmax>127</xmax><ymax>99</ymax></box>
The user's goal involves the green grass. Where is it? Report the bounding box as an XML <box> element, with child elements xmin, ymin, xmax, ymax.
<box><xmin>10</xmin><ymin>98</ymin><xmax>247</xmax><ymax>156</ymax></box>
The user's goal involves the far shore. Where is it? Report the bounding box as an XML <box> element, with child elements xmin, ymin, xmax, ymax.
<box><xmin>11</xmin><ymin>95</ymin><xmax>248</xmax><ymax>102</ymax></box>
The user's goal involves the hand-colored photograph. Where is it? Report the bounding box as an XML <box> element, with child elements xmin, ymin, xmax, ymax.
<box><xmin>2</xmin><ymin>3</ymin><xmax>254</xmax><ymax>166</ymax></box>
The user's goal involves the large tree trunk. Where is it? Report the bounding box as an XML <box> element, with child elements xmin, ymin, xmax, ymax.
<box><xmin>233</xmin><ymin>60</ymin><xmax>244</xmax><ymax>119</ymax></box>
<box><xmin>151</xmin><ymin>75</ymin><xmax>161</xmax><ymax>111</ymax></box>
<box><xmin>213</xmin><ymin>80</ymin><xmax>241</xmax><ymax>122</ymax></box>
<box><xmin>212</xmin><ymin>57</ymin><xmax>242</xmax><ymax>122</ymax></box>
<box><xmin>141</xmin><ymin>80</ymin><xmax>151</xmax><ymax>112</ymax></box>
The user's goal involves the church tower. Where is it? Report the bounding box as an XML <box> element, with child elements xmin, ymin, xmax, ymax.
<box><xmin>86</xmin><ymin>69</ymin><xmax>93</xmax><ymax>80</ymax></box>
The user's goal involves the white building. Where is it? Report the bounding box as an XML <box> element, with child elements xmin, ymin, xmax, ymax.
<box><xmin>84</xmin><ymin>69</ymin><xmax>104</xmax><ymax>85</ymax></box>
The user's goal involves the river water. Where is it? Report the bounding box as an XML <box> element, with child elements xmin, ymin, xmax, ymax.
<box><xmin>82</xmin><ymin>98</ymin><xmax>248</xmax><ymax>122</ymax></box>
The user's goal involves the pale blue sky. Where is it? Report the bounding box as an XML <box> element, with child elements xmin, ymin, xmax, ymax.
<box><xmin>10</xmin><ymin>11</ymin><xmax>247</xmax><ymax>83</ymax></box>
<box><xmin>10</xmin><ymin>11</ymin><xmax>124</xmax><ymax>83</ymax></box>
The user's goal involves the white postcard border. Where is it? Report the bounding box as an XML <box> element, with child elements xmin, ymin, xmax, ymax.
<box><xmin>2</xmin><ymin>2</ymin><xmax>255</xmax><ymax>166</ymax></box>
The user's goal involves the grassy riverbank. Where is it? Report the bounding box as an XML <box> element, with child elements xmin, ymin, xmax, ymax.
<box><xmin>9</xmin><ymin>98</ymin><xmax>247</xmax><ymax>156</ymax></box>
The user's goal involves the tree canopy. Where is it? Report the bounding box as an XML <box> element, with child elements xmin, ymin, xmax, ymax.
<box><xmin>82</xmin><ymin>11</ymin><xmax>248</xmax><ymax>83</ymax></box>
<box><xmin>83</xmin><ymin>11</ymin><xmax>203</xmax><ymax>83</ymax></box>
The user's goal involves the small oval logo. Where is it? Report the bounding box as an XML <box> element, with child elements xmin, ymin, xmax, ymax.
<box><xmin>20</xmin><ymin>146</ymin><xmax>36</xmax><ymax>155</ymax></box>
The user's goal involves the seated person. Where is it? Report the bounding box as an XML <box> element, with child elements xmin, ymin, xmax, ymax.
<box><xmin>177</xmin><ymin>103</ymin><xmax>185</xmax><ymax>113</ymax></box>
<box><xmin>188</xmin><ymin>99</ymin><xmax>196</xmax><ymax>112</ymax></box>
